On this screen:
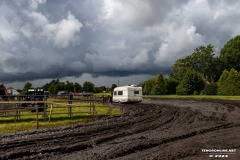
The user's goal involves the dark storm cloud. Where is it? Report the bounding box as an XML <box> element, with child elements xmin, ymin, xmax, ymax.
<box><xmin>1</xmin><ymin>0</ymin><xmax>240</xmax><ymax>83</ymax></box>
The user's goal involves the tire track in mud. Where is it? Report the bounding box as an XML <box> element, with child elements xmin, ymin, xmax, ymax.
<box><xmin>0</xmin><ymin>101</ymin><xmax>240</xmax><ymax>160</ymax></box>
<box><xmin>99</xmin><ymin>122</ymin><xmax>240</xmax><ymax>160</ymax></box>
<box><xmin>0</xmin><ymin>104</ymin><xmax>174</xmax><ymax>159</ymax></box>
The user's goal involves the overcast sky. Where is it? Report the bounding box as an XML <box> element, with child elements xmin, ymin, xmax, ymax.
<box><xmin>1</xmin><ymin>0</ymin><xmax>240</xmax><ymax>89</ymax></box>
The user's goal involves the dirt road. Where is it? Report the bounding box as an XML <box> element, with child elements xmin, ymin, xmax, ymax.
<box><xmin>0</xmin><ymin>98</ymin><xmax>240</xmax><ymax>160</ymax></box>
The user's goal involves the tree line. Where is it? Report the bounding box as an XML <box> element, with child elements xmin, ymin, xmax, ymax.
<box><xmin>22</xmin><ymin>79</ymin><xmax>118</xmax><ymax>95</ymax></box>
<box><xmin>141</xmin><ymin>35</ymin><xmax>240</xmax><ymax>95</ymax></box>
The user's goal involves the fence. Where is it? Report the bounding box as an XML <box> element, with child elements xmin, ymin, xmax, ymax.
<box><xmin>0</xmin><ymin>94</ymin><xmax>108</xmax><ymax>129</ymax></box>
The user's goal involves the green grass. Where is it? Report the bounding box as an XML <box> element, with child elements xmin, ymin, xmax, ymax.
<box><xmin>144</xmin><ymin>95</ymin><xmax>240</xmax><ymax>101</ymax></box>
<box><xmin>0</xmin><ymin>98</ymin><xmax>121</xmax><ymax>134</ymax></box>
<box><xmin>94</xmin><ymin>92</ymin><xmax>111</xmax><ymax>97</ymax></box>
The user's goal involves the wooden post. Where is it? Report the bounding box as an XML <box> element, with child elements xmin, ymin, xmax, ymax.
<box><xmin>90</xmin><ymin>96</ymin><xmax>92</xmax><ymax>112</ymax></box>
<box><xmin>17</xmin><ymin>96</ymin><xmax>21</xmax><ymax>119</ymax></box>
<box><xmin>68</xmin><ymin>94</ymin><xmax>73</xmax><ymax>118</ymax></box>
<box><xmin>48</xmin><ymin>103</ymin><xmax>53</xmax><ymax>122</ymax></box>
<box><xmin>36</xmin><ymin>105</ymin><xmax>39</xmax><ymax>129</ymax></box>
<box><xmin>14</xmin><ymin>103</ymin><xmax>17</xmax><ymax>122</ymax></box>
<box><xmin>68</xmin><ymin>104</ymin><xmax>72</xmax><ymax>118</ymax></box>
<box><xmin>93</xmin><ymin>104</ymin><xmax>96</xmax><ymax>116</ymax></box>
<box><xmin>43</xmin><ymin>95</ymin><xmax>47</xmax><ymax>121</ymax></box>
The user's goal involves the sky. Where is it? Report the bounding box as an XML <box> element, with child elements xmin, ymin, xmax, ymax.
<box><xmin>1</xmin><ymin>0</ymin><xmax>240</xmax><ymax>89</ymax></box>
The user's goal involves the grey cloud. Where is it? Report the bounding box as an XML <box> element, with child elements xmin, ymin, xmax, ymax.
<box><xmin>0</xmin><ymin>0</ymin><xmax>240</xmax><ymax>84</ymax></box>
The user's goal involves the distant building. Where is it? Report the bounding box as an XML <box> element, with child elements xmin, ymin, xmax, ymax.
<box><xmin>6</xmin><ymin>87</ymin><xmax>20</xmax><ymax>95</ymax></box>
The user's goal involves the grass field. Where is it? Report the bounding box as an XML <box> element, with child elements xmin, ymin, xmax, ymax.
<box><xmin>0</xmin><ymin>97</ymin><xmax>121</xmax><ymax>134</ymax></box>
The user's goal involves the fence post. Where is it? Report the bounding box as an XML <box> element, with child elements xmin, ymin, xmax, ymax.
<box><xmin>43</xmin><ymin>95</ymin><xmax>47</xmax><ymax>121</ymax></box>
<box><xmin>68</xmin><ymin>94</ymin><xmax>73</xmax><ymax>118</ymax></box>
<box><xmin>48</xmin><ymin>103</ymin><xmax>53</xmax><ymax>122</ymax></box>
<box><xmin>17</xmin><ymin>96</ymin><xmax>21</xmax><ymax>119</ymax></box>
<box><xmin>36</xmin><ymin>105</ymin><xmax>39</xmax><ymax>129</ymax></box>
<box><xmin>13</xmin><ymin>103</ymin><xmax>17</xmax><ymax>122</ymax></box>
<box><xmin>93</xmin><ymin>103</ymin><xmax>96</xmax><ymax>116</ymax></box>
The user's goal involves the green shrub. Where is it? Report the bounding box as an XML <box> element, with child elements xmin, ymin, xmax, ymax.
<box><xmin>141</xmin><ymin>79</ymin><xmax>154</xmax><ymax>95</ymax></box>
<box><xmin>193</xmin><ymin>90</ymin><xmax>200</xmax><ymax>95</ymax></box>
<box><xmin>165</xmin><ymin>77</ymin><xmax>179</xmax><ymax>94</ymax></box>
<box><xmin>154</xmin><ymin>73</ymin><xmax>167</xmax><ymax>95</ymax></box>
<box><xmin>176</xmin><ymin>83</ymin><xmax>188</xmax><ymax>95</ymax></box>
<box><xmin>176</xmin><ymin>70</ymin><xmax>204</xmax><ymax>95</ymax></box>
<box><xmin>217</xmin><ymin>68</ymin><xmax>240</xmax><ymax>95</ymax></box>
<box><xmin>205</xmin><ymin>83</ymin><xmax>218</xmax><ymax>95</ymax></box>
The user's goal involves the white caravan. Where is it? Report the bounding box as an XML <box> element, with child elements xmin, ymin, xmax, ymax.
<box><xmin>112</xmin><ymin>85</ymin><xmax>143</xmax><ymax>103</ymax></box>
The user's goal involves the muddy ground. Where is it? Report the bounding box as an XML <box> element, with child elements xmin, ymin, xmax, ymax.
<box><xmin>0</xmin><ymin>98</ymin><xmax>240</xmax><ymax>160</ymax></box>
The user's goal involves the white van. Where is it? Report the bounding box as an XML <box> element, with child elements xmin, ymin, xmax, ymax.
<box><xmin>112</xmin><ymin>85</ymin><xmax>143</xmax><ymax>103</ymax></box>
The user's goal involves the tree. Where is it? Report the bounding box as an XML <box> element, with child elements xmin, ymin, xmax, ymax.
<box><xmin>151</xmin><ymin>73</ymin><xmax>166</xmax><ymax>95</ymax></box>
<box><xmin>74</xmin><ymin>83</ymin><xmax>82</xmax><ymax>92</ymax></box>
<box><xmin>176</xmin><ymin>70</ymin><xmax>204</xmax><ymax>95</ymax></box>
<box><xmin>141</xmin><ymin>79</ymin><xmax>154</xmax><ymax>95</ymax></box>
<box><xmin>170</xmin><ymin>66</ymin><xmax>191</xmax><ymax>82</ymax></box>
<box><xmin>165</xmin><ymin>77</ymin><xmax>179</xmax><ymax>94</ymax></box>
<box><xmin>82</xmin><ymin>81</ymin><xmax>95</xmax><ymax>92</ymax></box>
<box><xmin>217</xmin><ymin>69</ymin><xmax>229</xmax><ymax>94</ymax></box>
<box><xmin>42</xmin><ymin>79</ymin><xmax>58</xmax><ymax>91</ymax></box>
<box><xmin>217</xmin><ymin>68</ymin><xmax>240</xmax><ymax>95</ymax></box>
<box><xmin>55</xmin><ymin>82</ymin><xmax>65</xmax><ymax>93</ymax></box>
<box><xmin>94</xmin><ymin>86</ymin><xmax>106</xmax><ymax>93</ymax></box>
<box><xmin>64</xmin><ymin>81</ymin><xmax>74</xmax><ymax>92</ymax></box>
<box><xmin>23</xmin><ymin>82</ymin><xmax>32</xmax><ymax>94</ymax></box>
<box><xmin>48</xmin><ymin>84</ymin><xmax>56</xmax><ymax>94</ymax></box>
<box><xmin>220</xmin><ymin>35</ymin><xmax>240</xmax><ymax>71</ymax></box>
<box><xmin>110</xmin><ymin>84</ymin><xmax>117</xmax><ymax>92</ymax></box>
<box><xmin>0</xmin><ymin>83</ymin><xmax>7</xmax><ymax>96</ymax></box>
<box><xmin>170</xmin><ymin>44</ymin><xmax>219</xmax><ymax>82</ymax></box>
<box><xmin>42</xmin><ymin>82</ymin><xmax>50</xmax><ymax>91</ymax></box>
<box><xmin>205</xmin><ymin>83</ymin><xmax>218</xmax><ymax>95</ymax></box>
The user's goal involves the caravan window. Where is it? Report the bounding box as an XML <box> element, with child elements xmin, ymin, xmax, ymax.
<box><xmin>118</xmin><ymin>91</ymin><xmax>123</xmax><ymax>95</ymax></box>
<box><xmin>114</xmin><ymin>91</ymin><xmax>117</xmax><ymax>95</ymax></box>
<box><xmin>134</xmin><ymin>90</ymin><xmax>139</xmax><ymax>94</ymax></box>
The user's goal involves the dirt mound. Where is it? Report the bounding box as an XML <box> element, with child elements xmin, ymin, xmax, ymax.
<box><xmin>0</xmin><ymin>99</ymin><xmax>240</xmax><ymax>160</ymax></box>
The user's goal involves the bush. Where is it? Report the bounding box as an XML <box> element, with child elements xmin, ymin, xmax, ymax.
<box><xmin>193</xmin><ymin>90</ymin><xmax>200</xmax><ymax>95</ymax></box>
<box><xmin>148</xmin><ymin>73</ymin><xmax>167</xmax><ymax>95</ymax></box>
<box><xmin>205</xmin><ymin>83</ymin><xmax>218</xmax><ymax>95</ymax></box>
<box><xmin>141</xmin><ymin>79</ymin><xmax>154</xmax><ymax>95</ymax></box>
<box><xmin>176</xmin><ymin>83</ymin><xmax>188</xmax><ymax>95</ymax></box>
<box><xmin>217</xmin><ymin>68</ymin><xmax>240</xmax><ymax>95</ymax></box>
<box><xmin>150</xmin><ymin>85</ymin><xmax>166</xmax><ymax>95</ymax></box>
<box><xmin>176</xmin><ymin>70</ymin><xmax>204</xmax><ymax>95</ymax></box>
<box><xmin>154</xmin><ymin>73</ymin><xmax>167</xmax><ymax>95</ymax></box>
<box><xmin>165</xmin><ymin>77</ymin><xmax>179</xmax><ymax>94</ymax></box>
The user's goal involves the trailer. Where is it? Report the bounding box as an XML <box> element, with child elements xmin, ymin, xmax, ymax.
<box><xmin>112</xmin><ymin>85</ymin><xmax>143</xmax><ymax>103</ymax></box>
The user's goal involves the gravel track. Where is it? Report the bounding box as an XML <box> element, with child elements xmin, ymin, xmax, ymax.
<box><xmin>0</xmin><ymin>98</ymin><xmax>240</xmax><ymax>160</ymax></box>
